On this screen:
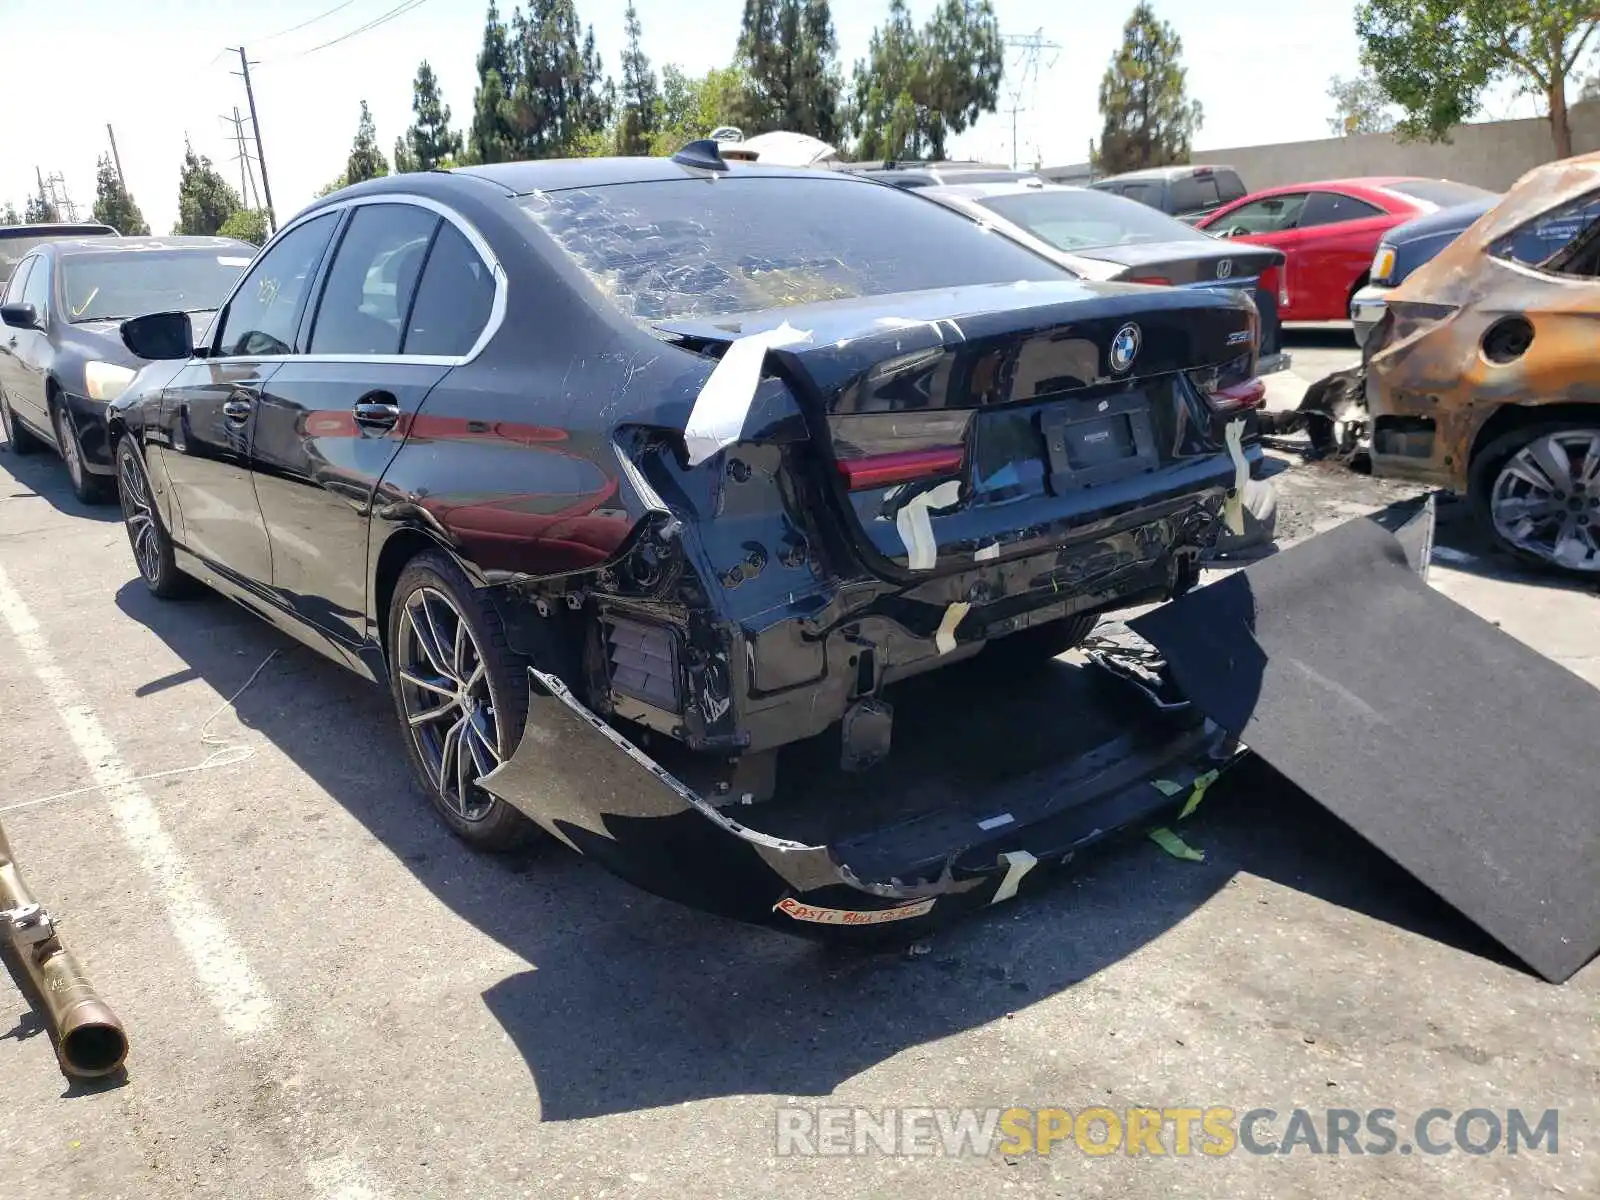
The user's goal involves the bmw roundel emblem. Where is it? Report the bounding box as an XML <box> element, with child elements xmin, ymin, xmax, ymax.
<box><xmin>1109</xmin><ymin>323</ymin><xmax>1141</xmax><ymax>374</ymax></box>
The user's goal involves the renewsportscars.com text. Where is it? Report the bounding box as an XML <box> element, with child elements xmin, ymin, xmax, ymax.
<box><xmin>774</xmin><ymin>1105</ymin><xmax>1560</xmax><ymax>1158</ymax></box>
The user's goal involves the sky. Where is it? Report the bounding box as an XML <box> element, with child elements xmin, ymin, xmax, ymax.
<box><xmin>0</xmin><ymin>0</ymin><xmax>1548</xmax><ymax>234</ymax></box>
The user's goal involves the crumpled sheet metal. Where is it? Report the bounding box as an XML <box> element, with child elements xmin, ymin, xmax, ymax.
<box><xmin>1365</xmin><ymin>151</ymin><xmax>1600</xmax><ymax>490</ymax></box>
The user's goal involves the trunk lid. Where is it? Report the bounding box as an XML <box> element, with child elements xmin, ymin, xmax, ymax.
<box><xmin>1083</xmin><ymin>240</ymin><xmax>1284</xmax><ymax>289</ymax></box>
<box><xmin>659</xmin><ymin>280</ymin><xmax>1258</xmax><ymax>579</ymax></box>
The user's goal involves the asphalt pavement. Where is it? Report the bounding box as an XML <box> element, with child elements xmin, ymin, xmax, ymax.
<box><xmin>0</xmin><ymin>329</ymin><xmax>1595</xmax><ymax>1199</ymax></box>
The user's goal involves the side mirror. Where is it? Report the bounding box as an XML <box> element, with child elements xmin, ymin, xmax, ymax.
<box><xmin>0</xmin><ymin>302</ymin><xmax>39</xmax><ymax>330</ymax></box>
<box><xmin>120</xmin><ymin>311</ymin><xmax>194</xmax><ymax>361</ymax></box>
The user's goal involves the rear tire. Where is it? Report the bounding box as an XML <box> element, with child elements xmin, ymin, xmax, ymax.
<box><xmin>387</xmin><ymin>551</ymin><xmax>541</xmax><ymax>852</ymax></box>
<box><xmin>984</xmin><ymin>612</ymin><xmax>1099</xmax><ymax>667</ymax></box>
<box><xmin>55</xmin><ymin>403</ymin><xmax>113</xmax><ymax>504</ymax></box>
<box><xmin>1470</xmin><ymin>419</ymin><xmax>1600</xmax><ymax>576</ymax></box>
<box><xmin>1</xmin><ymin>390</ymin><xmax>41</xmax><ymax>455</ymax></box>
<box><xmin>117</xmin><ymin>438</ymin><xmax>198</xmax><ymax>598</ymax></box>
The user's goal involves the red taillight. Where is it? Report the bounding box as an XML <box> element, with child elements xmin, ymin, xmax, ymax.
<box><xmin>1206</xmin><ymin>378</ymin><xmax>1266</xmax><ymax>413</ymax></box>
<box><xmin>1127</xmin><ymin>275</ymin><xmax>1173</xmax><ymax>286</ymax></box>
<box><xmin>836</xmin><ymin>446</ymin><xmax>965</xmax><ymax>490</ymax></box>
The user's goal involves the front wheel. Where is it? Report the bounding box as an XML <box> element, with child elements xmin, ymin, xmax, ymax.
<box><xmin>117</xmin><ymin>438</ymin><xmax>197</xmax><ymax>598</ymax></box>
<box><xmin>1472</xmin><ymin>421</ymin><xmax>1600</xmax><ymax>575</ymax></box>
<box><xmin>387</xmin><ymin>551</ymin><xmax>540</xmax><ymax>852</ymax></box>
<box><xmin>55</xmin><ymin>404</ymin><xmax>112</xmax><ymax>504</ymax></box>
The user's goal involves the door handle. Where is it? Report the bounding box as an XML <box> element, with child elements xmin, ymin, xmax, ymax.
<box><xmin>222</xmin><ymin>398</ymin><xmax>253</xmax><ymax>421</ymax></box>
<box><xmin>353</xmin><ymin>393</ymin><xmax>400</xmax><ymax>430</ymax></box>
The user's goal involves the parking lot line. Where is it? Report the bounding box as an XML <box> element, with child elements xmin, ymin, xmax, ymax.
<box><xmin>0</xmin><ymin>562</ymin><xmax>275</xmax><ymax>1039</ymax></box>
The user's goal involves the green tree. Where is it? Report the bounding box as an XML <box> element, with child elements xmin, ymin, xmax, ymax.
<box><xmin>505</xmin><ymin>0</ymin><xmax>613</xmax><ymax>159</ymax></box>
<box><xmin>406</xmin><ymin>60</ymin><xmax>464</xmax><ymax>170</ymax></box>
<box><xmin>217</xmin><ymin>209</ymin><xmax>269</xmax><ymax>246</ymax></box>
<box><xmin>470</xmin><ymin>1</ymin><xmax>518</xmax><ymax>163</ymax></box>
<box><xmin>345</xmin><ymin>100</ymin><xmax>390</xmax><ymax>184</ymax></box>
<box><xmin>852</xmin><ymin>0</ymin><xmax>1002</xmax><ymax>161</ymax></box>
<box><xmin>90</xmin><ymin>154</ymin><xmax>151</xmax><ymax>235</ymax></box>
<box><xmin>652</xmin><ymin>64</ymin><xmax>747</xmax><ymax>153</ymax></box>
<box><xmin>1356</xmin><ymin>0</ymin><xmax>1600</xmax><ymax>158</ymax></box>
<box><xmin>394</xmin><ymin>136</ymin><xmax>419</xmax><ymax>174</ymax></box>
<box><xmin>616</xmin><ymin>2</ymin><xmax>659</xmax><ymax>155</ymax></box>
<box><xmin>175</xmin><ymin>145</ymin><xmax>242</xmax><ymax>236</ymax></box>
<box><xmin>1093</xmin><ymin>2</ymin><xmax>1203</xmax><ymax>174</ymax></box>
<box><xmin>1</xmin><ymin>201</ymin><xmax>20</xmax><ymax>225</ymax></box>
<box><xmin>1327</xmin><ymin>70</ymin><xmax>1398</xmax><ymax>135</ymax></box>
<box><xmin>734</xmin><ymin>0</ymin><xmax>843</xmax><ymax>141</ymax></box>
<box><xmin>25</xmin><ymin>194</ymin><xmax>61</xmax><ymax>224</ymax></box>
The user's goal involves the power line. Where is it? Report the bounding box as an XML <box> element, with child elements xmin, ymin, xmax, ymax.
<box><xmin>290</xmin><ymin>0</ymin><xmax>431</xmax><ymax>59</ymax></box>
<box><xmin>256</xmin><ymin>0</ymin><xmax>360</xmax><ymax>43</ymax></box>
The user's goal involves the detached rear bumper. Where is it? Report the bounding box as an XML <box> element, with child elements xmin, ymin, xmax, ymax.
<box><xmin>479</xmin><ymin>666</ymin><xmax>1239</xmax><ymax>933</ymax></box>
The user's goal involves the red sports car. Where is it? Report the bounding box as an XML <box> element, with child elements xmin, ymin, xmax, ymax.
<box><xmin>1195</xmin><ymin>177</ymin><xmax>1493</xmax><ymax>322</ymax></box>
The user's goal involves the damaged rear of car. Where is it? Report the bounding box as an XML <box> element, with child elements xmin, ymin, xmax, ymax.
<box><xmin>1364</xmin><ymin>152</ymin><xmax>1600</xmax><ymax>573</ymax></box>
<box><xmin>468</xmin><ymin>152</ymin><xmax>1270</xmax><ymax>928</ymax></box>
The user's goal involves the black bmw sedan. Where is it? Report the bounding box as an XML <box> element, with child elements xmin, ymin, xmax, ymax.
<box><xmin>0</xmin><ymin>236</ymin><xmax>254</xmax><ymax>501</ymax></box>
<box><xmin>108</xmin><ymin>148</ymin><xmax>1267</xmax><ymax>929</ymax></box>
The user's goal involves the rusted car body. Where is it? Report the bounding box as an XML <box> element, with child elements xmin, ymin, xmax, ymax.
<box><xmin>1364</xmin><ymin>153</ymin><xmax>1600</xmax><ymax>573</ymax></box>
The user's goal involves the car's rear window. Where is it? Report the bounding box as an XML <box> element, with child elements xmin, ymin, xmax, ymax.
<box><xmin>61</xmin><ymin>249</ymin><xmax>252</xmax><ymax>322</ymax></box>
<box><xmin>522</xmin><ymin>176</ymin><xmax>1066</xmax><ymax>322</ymax></box>
<box><xmin>979</xmin><ymin>189</ymin><xmax>1209</xmax><ymax>252</ymax></box>
<box><xmin>0</xmin><ymin>228</ymin><xmax>117</xmax><ymax>284</ymax></box>
<box><xmin>1385</xmin><ymin>180</ymin><xmax>1496</xmax><ymax>208</ymax></box>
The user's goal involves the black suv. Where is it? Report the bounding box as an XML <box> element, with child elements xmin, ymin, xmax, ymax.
<box><xmin>1</xmin><ymin>222</ymin><xmax>118</xmax><ymax>287</ymax></box>
<box><xmin>1091</xmin><ymin>166</ymin><xmax>1247</xmax><ymax>222</ymax></box>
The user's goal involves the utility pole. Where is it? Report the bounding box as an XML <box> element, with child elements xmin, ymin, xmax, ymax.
<box><xmin>106</xmin><ymin>124</ymin><xmax>125</xmax><ymax>187</ymax></box>
<box><xmin>232</xmin><ymin>47</ymin><xmax>276</xmax><ymax>233</ymax></box>
<box><xmin>1001</xmin><ymin>29</ymin><xmax>1063</xmax><ymax>170</ymax></box>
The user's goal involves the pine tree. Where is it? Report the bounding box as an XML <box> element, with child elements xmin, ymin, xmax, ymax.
<box><xmin>345</xmin><ymin>100</ymin><xmax>390</xmax><ymax>184</ymax></box>
<box><xmin>1093</xmin><ymin>3</ymin><xmax>1203</xmax><ymax>174</ymax></box>
<box><xmin>470</xmin><ymin>2</ymin><xmax>518</xmax><ymax>163</ymax></box>
<box><xmin>394</xmin><ymin>136</ymin><xmax>418</xmax><ymax>174</ymax></box>
<box><xmin>406</xmin><ymin>60</ymin><xmax>463</xmax><ymax>170</ymax></box>
<box><xmin>616</xmin><ymin>3</ymin><xmax>659</xmax><ymax>155</ymax></box>
<box><xmin>507</xmin><ymin>1</ymin><xmax>613</xmax><ymax>159</ymax></box>
<box><xmin>90</xmin><ymin>154</ymin><xmax>151</xmax><ymax>235</ymax></box>
<box><xmin>734</xmin><ymin>0</ymin><xmax>843</xmax><ymax>140</ymax></box>
<box><xmin>175</xmin><ymin>144</ymin><xmax>242</xmax><ymax>236</ymax></box>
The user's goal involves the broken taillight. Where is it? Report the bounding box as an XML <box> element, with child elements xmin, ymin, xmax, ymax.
<box><xmin>836</xmin><ymin>446</ymin><xmax>966</xmax><ymax>490</ymax></box>
<box><xmin>1204</xmin><ymin>379</ymin><xmax>1267</xmax><ymax>414</ymax></box>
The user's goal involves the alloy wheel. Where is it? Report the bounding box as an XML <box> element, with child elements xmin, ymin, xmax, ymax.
<box><xmin>55</xmin><ymin>407</ymin><xmax>84</xmax><ymax>490</ymax></box>
<box><xmin>1489</xmin><ymin>430</ymin><xmax>1600</xmax><ymax>573</ymax></box>
<box><xmin>119</xmin><ymin>445</ymin><xmax>162</xmax><ymax>584</ymax></box>
<box><xmin>396</xmin><ymin>586</ymin><xmax>503</xmax><ymax>823</ymax></box>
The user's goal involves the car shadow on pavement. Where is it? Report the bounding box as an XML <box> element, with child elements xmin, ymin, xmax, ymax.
<box><xmin>0</xmin><ymin>447</ymin><xmax>120</xmax><ymax>523</ymax></box>
<box><xmin>114</xmin><ymin>580</ymin><xmax>1516</xmax><ymax>1123</ymax></box>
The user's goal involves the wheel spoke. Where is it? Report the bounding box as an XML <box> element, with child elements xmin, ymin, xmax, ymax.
<box><xmin>1525</xmin><ymin>437</ymin><xmax>1575</xmax><ymax>494</ymax></box>
<box><xmin>454</xmin><ymin>716</ymin><xmax>474</xmax><ymax>807</ymax></box>
<box><xmin>467</xmin><ymin>709</ymin><xmax>501</xmax><ymax>769</ymax></box>
<box><xmin>406</xmin><ymin>694</ymin><xmax>460</xmax><ymax>728</ymax></box>
<box><xmin>405</xmin><ymin>603</ymin><xmax>451</xmax><ymax>680</ymax></box>
<box><xmin>420</xmin><ymin>594</ymin><xmax>454</xmax><ymax>678</ymax></box>
<box><xmin>398</xmin><ymin>665</ymin><xmax>456</xmax><ymax>699</ymax></box>
<box><xmin>1497</xmin><ymin>496</ymin><xmax>1562</xmax><ymax>523</ymax></box>
<box><xmin>452</xmin><ymin>610</ymin><xmax>469</xmax><ymax>679</ymax></box>
<box><xmin>435</xmin><ymin>714</ymin><xmax>465</xmax><ymax>796</ymax></box>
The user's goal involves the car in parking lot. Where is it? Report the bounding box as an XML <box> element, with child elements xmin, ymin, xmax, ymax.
<box><xmin>917</xmin><ymin>179</ymin><xmax>1290</xmax><ymax>365</ymax></box>
<box><xmin>1089</xmin><ymin>164</ymin><xmax>1247</xmax><ymax>222</ymax></box>
<box><xmin>0</xmin><ymin>236</ymin><xmax>254</xmax><ymax>501</ymax></box>
<box><xmin>1350</xmin><ymin>195</ymin><xmax>1500</xmax><ymax>345</ymax></box>
<box><xmin>1365</xmin><ymin>152</ymin><xmax>1600</xmax><ymax>575</ymax></box>
<box><xmin>1</xmin><ymin>221</ymin><xmax>118</xmax><ymax>287</ymax></box>
<box><xmin>107</xmin><ymin>148</ymin><xmax>1268</xmax><ymax>925</ymax></box>
<box><xmin>848</xmin><ymin>160</ymin><xmax>1042</xmax><ymax>190</ymax></box>
<box><xmin>1195</xmin><ymin>177</ymin><xmax>1496</xmax><ymax>325</ymax></box>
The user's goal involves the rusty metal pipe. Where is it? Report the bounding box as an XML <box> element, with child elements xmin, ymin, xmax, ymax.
<box><xmin>0</xmin><ymin>821</ymin><xmax>127</xmax><ymax>1078</ymax></box>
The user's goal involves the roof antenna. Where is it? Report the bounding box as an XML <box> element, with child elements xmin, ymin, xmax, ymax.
<box><xmin>672</xmin><ymin>139</ymin><xmax>729</xmax><ymax>172</ymax></box>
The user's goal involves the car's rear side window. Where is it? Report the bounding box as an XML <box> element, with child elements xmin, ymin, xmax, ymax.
<box><xmin>1300</xmin><ymin>192</ymin><xmax>1385</xmax><ymax>227</ymax></box>
<box><xmin>1386</xmin><ymin>180</ymin><xmax>1495</xmax><ymax>208</ymax></box>
<box><xmin>404</xmin><ymin>222</ymin><xmax>495</xmax><ymax>356</ymax></box>
<box><xmin>309</xmin><ymin>203</ymin><xmax>440</xmax><ymax>356</ymax></box>
<box><xmin>523</xmin><ymin>176</ymin><xmax>1064</xmax><ymax>323</ymax></box>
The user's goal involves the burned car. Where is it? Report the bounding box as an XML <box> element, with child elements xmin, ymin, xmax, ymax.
<box><xmin>108</xmin><ymin>145</ymin><xmax>1273</xmax><ymax>929</ymax></box>
<box><xmin>1364</xmin><ymin>152</ymin><xmax>1600</xmax><ymax>574</ymax></box>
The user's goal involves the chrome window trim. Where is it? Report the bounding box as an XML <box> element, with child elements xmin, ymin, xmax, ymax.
<box><xmin>206</xmin><ymin>192</ymin><xmax>506</xmax><ymax>368</ymax></box>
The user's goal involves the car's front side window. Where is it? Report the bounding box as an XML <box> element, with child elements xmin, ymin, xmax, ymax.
<box><xmin>214</xmin><ymin>213</ymin><xmax>338</xmax><ymax>358</ymax></box>
<box><xmin>3</xmin><ymin>257</ymin><xmax>34</xmax><ymax>305</ymax></box>
<box><xmin>20</xmin><ymin>257</ymin><xmax>50</xmax><ymax>319</ymax></box>
<box><xmin>308</xmin><ymin>203</ymin><xmax>441</xmax><ymax>356</ymax></box>
<box><xmin>1215</xmin><ymin>194</ymin><xmax>1308</xmax><ymax>234</ymax></box>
